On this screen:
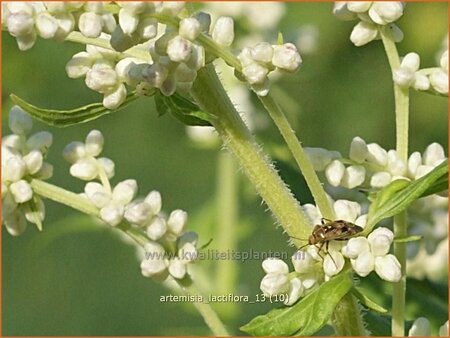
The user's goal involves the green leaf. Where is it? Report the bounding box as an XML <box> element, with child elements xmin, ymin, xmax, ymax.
<box><xmin>26</xmin><ymin>196</ymin><xmax>43</xmax><ymax>231</ymax></box>
<box><xmin>154</xmin><ymin>92</ymin><xmax>213</xmax><ymax>126</ymax></box>
<box><xmin>277</xmin><ymin>32</ymin><xmax>284</xmax><ymax>45</ymax></box>
<box><xmin>351</xmin><ymin>286</ymin><xmax>387</xmax><ymax>313</ymax></box>
<box><xmin>364</xmin><ymin>312</ymin><xmax>415</xmax><ymax>336</ymax></box>
<box><xmin>366</xmin><ymin>160</ymin><xmax>448</xmax><ymax>231</ymax></box>
<box><xmin>240</xmin><ymin>272</ymin><xmax>353</xmax><ymax>336</ymax></box>
<box><xmin>420</xmin><ymin>174</ymin><xmax>448</xmax><ymax>197</ymax></box>
<box><xmin>10</xmin><ymin>92</ymin><xmax>140</xmax><ymax>127</ymax></box>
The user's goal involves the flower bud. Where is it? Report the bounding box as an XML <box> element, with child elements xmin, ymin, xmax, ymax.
<box><xmin>78</xmin><ymin>12</ymin><xmax>103</xmax><ymax>38</ymax></box>
<box><xmin>260</xmin><ymin>273</ymin><xmax>289</xmax><ymax>296</ymax></box>
<box><xmin>332</xmin><ymin>2</ymin><xmax>358</xmax><ymax>21</ymax></box>
<box><xmin>167</xmin><ymin>209</ymin><xmax>188</xmax><ymax>235</ymax></box>
<box><xmin>137</xmin><ymin>17</ymin><xmax>158</xmax><ymax>40</ymax></box>
<box><xmin>66</xmin><ymin>52</ymin><xmax>94</xmax><ymax>78</ymax></box>
<box><xmin>284</xmin><ymin>278</ymin><xmax>303</xmax><ymax>306</ymax></box>
<box><xmin>370</xmin><ymin>171</ymin><xmax>392</xmax><ymax>188</ymax></box>
<box><xmin>401</xmin><ymin>52</ymin><xmax>420</xmax><ymax>71</ymax></box>
<box><xmin>408</xmin><ymin>317</ymin><xmax>431</xmax><ymax>336</ymax></box>
<box><xmin>323</xmin><ymin>251</ymin><xmax>345</xmax><ymax>276</ymax></box>
<box><xmin>141</xmin><ymin>242</ymin><xmax>168</xmax><ymax>277</ymax></box>
<box><xmin>305</xmin><ymin>147</ymin><xmax>334</xmax><ymax>171</ymax></box>
<box><xmin>262</xmin><ymin>258</ymin><xmax>289</xmax><ymax>274</ymax></box>
<box><xmin>125</xmin><ymin>201</ymin><xmax>153</xmax><ymax>225</ymax></box>
<box><xmin>7</xmin><ymin>12</ymin><xmax>34</xmax><ymax>37</ymax></box>
<box><xmin>350</xmin><ymin>21</ymin><xmax>378</xmax><ymax>47</ymax></box>
<box><xmin>9</xmin><ymin>106</ymin><xmax>32</xmax><ymax>135</ymax></box>
<box><xmin>118</xmin><ymin>8</ymin><xmax>139</xmax><ymax>35</ymax></box>
<box><xmin>347</xmin><ymin>2</ymin><xmax>372</xmax><ymax>13</ymax></box>
<box><xmin>144</xmin><ymin>190</ymin><xmax>162</xmax><ymax>215</ymax></box>
<box><xmin>374</xmin><ymin>254</ymin><xmax>401</xmax><ymax>282</ymax></box>
<box><xmin>407</xmin><ymin>152</ymin><xmax>422</xmax><ymax>177</ymax></box>
<box><xmin>179</xmin><ymin>17</ymin><xmax>201</xmax><ymax>41</ymax></box>
<box><xmin>103</xmin><ymin>84</ymin><xmax>127</xmax><ymax>109</ymax></box>
<box><xmin>23</xmin><ymin>150</ymin><xmax>43</xmax><ymax>175</ymax></box>
<box><xmin>85</xmin><ymin>130</ymin><xmax>104</xmax><ymax>157</ymax></box>
<box><xmin>368</xmin><ymin>2</ymin><xmax>404</xmax><ymax>25</ymax></box>
<box><xmin>212</xmin><ymin>16</ymin><xmax>234</xmax><ymax>47</ymax></box>
<box><xmin>70</xmin><ymin>158</ymin><xmax>98</xmax><ymax>180</ymax></box>
<box><xmin>24</xmin><ymin>196</ymin><xmax>45</xmax><ymax>224</ymax></box>
<box><xmin>85</xmin><ymin>62</ymin><xmax>118</xmax><ymax>94</ymax></box>
<box><xmin>167</xmin><ymin>36</ymin><xmax>192</xmax><ymax>62</ymax></box>
<box><xmin>146</xmin><ymin>217</ymin><xmax>167</xmax><ymax>240</ymax></box>
<box><xmin>9</xmin><ymin>180</ymin><xmax>33</xmax><ymax>203</ymax></box>
<box><xmin>393</xmin><ymin>67</ymin><xmax>415</xmax><ymax>87</ymax></box>
<box><xmin>341</xmin><ymin>165</ymin><xmax>366</xmax><ymax>189</ymax></box>
<box><xmin>242</xmin><ymin>62</ymin><xmax>269</xmax><ymax>85</ymax></box>
<box><xmin>430</xmin><ymin>68</ymin><xmax>448</xmax><ymax>94</ymax></box>
<box><xmin>369</xmin><ymin>234</ymin><xmax>391</xmax><ymax>257</ymax></box>
<box><xmin>35</xmin><ymin>12</ymin><xmax>58</xmax><ymax>39</ymax></box>
<box><xmin>27</xmin><ymin>131</ymin><xmax>53</xmax><ymax>154</ymax></box>
<box><xmin>349</xmin><ymin>136</ymin><xmax>368</xmax><ymax>163</ymax></box>
<box><xmin>291</xmin><ymin>250</ymin><xmax>316</xmax><ymax>272</ymax></box>
<box><xmin>85</xmin><ymin>182</ymin><xmax>110</xmax><ymax>208</ymax></box>
<box><xmin>325</xmin><ymin>160</ymin><xmax>345</xmax><ymax>187</ymax></box>
<box><xmin>366</xmin><ymin>143</ymin><xmax>388</xmax><ymax>166</ymax></box>
<box><xmin>4</xmin><ymin>210</ymin><xmax>27</xmax><ymax>236</ymax></box>
<box><xmin>112</xmin><ymin>179</ymin><xmax>138</xmax><ymax>205</ymax></box>
<box><xmin>342</xmin><ymin>237</ymin><xmax>370</xmax><ymax>259</ymax></box>
<box><xmin>334</xmin><ymin>199</ymin><xmax>361</xmax><ymax>222</ymax></box>
<box><xmin>100</xmin><ymin>203</ymin><xmax>124</xmax><ymax>226</ymax></box>
<box><xmin>272</xmin><ymin>43</ymin><xmax>302</xmax><ymax>72</ymax></box>
<box><xmin>3</xmin><ymin>156</ymin><xmax>26</xmax><ymax>182</ymax></box>
<box><xmin>168</xmin><ymin>258</ymin><xmax>187</xmax><ymax>279</ymax></box>
<box><xmin>351</xmin><ymin>251</ymin><xmax>375</xmax><ymax>277</ymax></box>
<box><xmin>250</xmin><ymin>42</ymin><xmax>273</xmax><ymax>64</ymax></box>
<box><xmin>423</xmin><ymin>143</ymin><xmax>445</xmax><ymax>167</ymax></box>
<box><xmin>63</xmin><ymin>141</ymin><xmax>86</xmax><ymax>163</ymax></box>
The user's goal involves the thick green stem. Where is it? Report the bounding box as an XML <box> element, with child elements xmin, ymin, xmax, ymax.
<box><xmin>216</xmin><ymin>152</ymin><xmax>238</xmax><ymax>296</ymax></box>
<box><xmin>332</xmin><ymin>292</ymin><xmax>366</xmax><ymax>336</ymax></box>
<box><xmin>191</xmin><ymin>64</ymin><xmax>311</xmax><ymax>243</ymax></box>
<box><xmin>259</xmin><ymin>94</ymin><xmax>335</xmax><ymax>220</ymax></box>
<box><xmin>379</xmin><ymin>25</ymin><xmax>410</xmax><ymax>337</ymax></box>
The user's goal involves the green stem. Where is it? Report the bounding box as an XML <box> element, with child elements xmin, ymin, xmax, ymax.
<box><xmin>379</xmin><ymin>25</ymin><xmax>410</xmax><ymax>337</ymax></box>
<box><xmin>332</xmin><ymin>292</ymin><xmax>366</xmax><ymax>336</ymax></box>
<box><xmin>216</xmin><ymin>152</ymin><xmax>238</xmax><ymax>295</ymax></box>
<box><xmin>181</xmin><ymin>281</ymin><xmax>230</xmax><ymax>336</ymax></box>
<box><xmin>259</xmin><ymin>94</ymin><xmax>335</xmax><ymax>220</ymax></box>
<box><xmin>191</xmin><ymin>64</ymin><xmax>311</xmax><ymax>243</ymax></box>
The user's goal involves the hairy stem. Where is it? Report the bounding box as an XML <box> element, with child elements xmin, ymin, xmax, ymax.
<box><xmin>191</xmin><ymin>64</ymin><xmax>311</xmax><ymax>243</ymax></box>
<box><xmin>379</xmin><ymin>25</ymin><xmax>410</xmax><ymax>337</ymax></box>
<box><xmin>332</xmin><ymin>292</ymin><xmax>366</xmax><ymax>336</ymax></box>
<box><xmin>259</xmin><ymin>94</ymin><xmax>335</xmax><ymax>220</ymax></box>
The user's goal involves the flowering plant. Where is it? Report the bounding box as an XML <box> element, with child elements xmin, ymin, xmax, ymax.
<box><xmin>2</xmin><ymin>1</ymin><xmax>448</xmax><ymax>336</ymax></box>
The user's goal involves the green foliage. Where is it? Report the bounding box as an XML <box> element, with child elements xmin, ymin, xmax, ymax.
<box><xmin>154</xmin><ymin>92</ymin><xmax>213</xmax><ymax>126</ymax></box>
<box><xmin>351</xmin><ymin>286</ymin><xmax>388</xmax><ymax>313</ymax></box>
<box><xmin>10</xmin><ymin>92</ymin><xmax>139</xmax><ymax>127</ymax></box>
<box><xmin>366</xmin><ymin>160</ymin><xmax>448</xmax><ymax>231</ymax></box>
<box><xmin>240</xmin><ymin>272</ymin><xmax>353</xmax><ymax>336</ymax></box>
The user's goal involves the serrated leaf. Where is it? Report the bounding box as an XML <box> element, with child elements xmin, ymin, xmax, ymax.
<box><xmin>10</xmin><ymin>92</ymin><xmax>139</xmax><ymax>127</ymax></box>
<box><xmin>240</xmin><ymin>272</ymin><xmax>353</xmax><ymax>336</ymax></box>
<box><xmin>154</xmin><ymin>92</ymin><xmax>213</xmax><ymax>126</ymax></box>
<box><xmin>351</xmin><ymin>286</ymin><xmax>387</xmax><ymax>313</ymax></box>
<box><xmin>366</xmin><ymin>160</ymin><xmax>448</xmax><ymax>231</ymax></box>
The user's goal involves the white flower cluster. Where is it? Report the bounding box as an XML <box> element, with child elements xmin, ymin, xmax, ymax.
<box><xmin>2</xmin><ymin>106</ymin><xmax>53</xmax><ymax>236</ymax></box>
<box><xmin>333</xmin><ymin>2</ymin><xmax>405</xmax><ymax>47</ymax></box>
<box><xmin>408</xmin><ymin>318</ymin><xmax>448</xmax><ymax>337</ymax></box>
<box><xmin>260</xmin><ymin>199</ymin><xmax>401</xmax><ymax>306</ymax></box>
<box><xmin>393</xmin><ymin>50</ymin><xmax>449</xmax><ymax>95</ymax></box>
<box><xmin>307</xmin><ymin>137</ymin><xmax>447</xmax><ymax>189</ymax></box>
<box><xmin>63</xmin><ymin>129</ymin><xmax>198</xmax><ymax>280</ymax></box>
<box><xmin>2</xmin><ymin>2</ymin><xmax>116</xmax><ymax>51</ymax></box>
<box><xmin>238</xmin><ymin>42</ymin><xmax>303</xmax><ymax>96</ymax></box>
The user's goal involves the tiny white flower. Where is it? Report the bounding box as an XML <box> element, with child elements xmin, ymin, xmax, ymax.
<box><xmin>168</xmin><ymin>258</ymin><xmax>187</xmax><ymax>279</ymax></box>
<box><xmin>325</xmin><ymin>160</ymin><xmax>346</xmax><ymax>187</ymax></box>
<box><xmin>368</xmin><ymin>227</ymin><xmax>395</xmax><ymax>243</ymax></box>
<box><xmin>407</xmin><ymin>152</ymin><xmax>422</xmax><ymax>177</ymax></box>
<box><xmin>430</xmin><ymin>68</ymin><xmax>448</xmax><ymax>94</ymax></box>
<box><xmin>125</xmin><ymin>201</ymin><xmax>154</xmax><ymax>226</ymax></box>
<box><xmin>70</xmin><ymin>157</ymin><xmax>98</xmax><ymax>181</ymax></box>
<box><xmin>333</xmin><ymin>2</ymin><xmax>358</xmax><ymax>21</ymax></box>
<box><xmin>3</xmin><ymin>210</ymin><xmax>27</xmax><ymax>236</ymax></box>
<box><xmin>242</xmin><ymin>62</ymin><xmax>269</xmax><ymax>85</ymax></box>
<box><xmin>66</xmin><ymin>52</ymin><xmax>95</xmax><ymax>78</ymax></box>
<box><xmin>250</xmin><ymin>42</ymin><xmax>273</xmax><ymax>64</ymax></box>
<box><xmin>78</xmin><ymin>12</ymin><xmax>103</xmax><ymax>38</ymax></box>
<box><xmin>367</xmin><ymin>143</ymin><xmax>388</xmax><ymax>166</ymax></box>
<box><xmin>368</xmin><ymin>2</ymin><xmax>404</xmax><ymax>25</ymax></box>
<box><xmin>118</xmin><ymin>8</ymin><xmax>139</xmax><ymax>35</ymax></box>
<box><xmin>100</xmin><ymin>203</ymin><xmax>124</xmax><ymax>226</ymax></box>
<box><xmin>350</xmin><ymin>21</ymin><xmax>378</xmax><ymax>47</ymax></box>
<box><xmin>341</xmin><ymin>165</ymin><xmax>366</xmax><ymax>189</ymax></box>
<box><xmin>137</xmin><ymin>17</ymin><xmax>158</xmax><ymax>40</ymax></box>
<box><xmin>212</xmin><ymin>16</ymin><xmax>234</xmax><ymax>47</ymax></box>
<box><xmin>9</xmin><ymin>106</ymin><xmax>32</xmax><ymax>135</ymax></box>
<box><xmin>374</xmin><ymin>254</ymin><xmax>401</xmax><ymax>282</ymax></box>
<box><xmin>260</xmin><ymin>273</ymin><xmax>290</xmax><ymax>296</ymax></box>
<box><xmin>342</xmin><ymin>237</ymin><xmax>370</xmax><ymax>259</ymax></box>
<box><xmin>112</xmin><ymin>179</ymin><xmax>138</xmax><ymax>205</ymax></box>
<box><xmin>334</xmin><ymin>199</ymin><xmax>361</xmax><ymax>222</ymax></box>
<box><xmin>179</xmin><ymin>17</ymin><xmax>201</xmax><ymax>41</ymax></box>
<box><xmin>369</xmin><ymin>234</ymin><xmax>391</xmax><ymax>257</ymax></box>
<box><xmin>3</xmin><ymin>156</ymin><xmax>26</xmax><ymax>182</ymax></box>
<box><xmin>351</xmin><ymin>250</ymin><xmax>375</xmax><ymax>277</ymax></box>
<box><xmin>262</xmin><ymin>258</ymin><xmax>289</xmax><ymax>274</ymax></box>
<box><xmin>7</xmin><ymin>12</ymin><xmax>34</xmax><ymax>37</ymax></box>
<box><xmin>349</xmin><ymin>137</ymin><xmax>368</xmax><ymax>163</ymax></box>
<box><xmin>146</xmin><ymin>216</ymin><xmax>167</xmax><ymax>240</ymax></box>
<box><xmin>27</xmin><ymin>131</ymin><xmax>53</xmax><ymax>154</ymax></box>
<box><xmin>103</xmin><ymin>84</ymin><xmax>127</xmax><ymax>109</ymax></box>
<box><xmin>167</xmin><ymin>209</ymin><xmax>188</xmax><ymax>235</ymax></box>
<box><xmin>144</xmin><ymin>190</ymin><xmax>162</xmax><ymax>215</ymax></box>
<box><xmin>408</xmin><ymin>317</ymin><xmax>431</xmax><ymax>336</ymax></box>
<box><xmin>305</xmin><ymin>147</ymin><xmax>336</xmax><ymax>171</ymax></box>
<box><xmin>323</xmin><ymin>251</ymin><xmax>345</xmax><ymax>276</ymax></box>
<box><xmin>141</xmin><ymin>242</ymin><xmax>168</xmax><ymax>277</ymax></box>
<box><xmin>291</xmin><ymin>250</ymin><xmax>316</xmax><ymax>272</ymax></box>
<box><xmin>423</xmin><ymin>143</ymin><xmax>445</xmax><ymax>167</ymax></box>
<box><xmin>63</xmin><ymin>142</ymin><xmax>86</xmax><ymax>163</ymax></box>
<box><xmin>23</xmin><ymin>150</ymin><xmax>43</xmax><ymax>175</ymax></box>
<box><xmin>85</xmin><ymin>182</ymin><xmax>110</xmax><ymax>208</ymax></box>
<box><xmin>167</xmin><ymin>36</ymin><xmax>192</xmax><ymax>63</ymax></box>
<box><xmin>9</xmin><ymin>180</ymin><xmax>33</xmax><ymax>203</ymax></box>
<box><xmin>24</xmin><ymin>196</ymin><xmax>45</xmax><ymax>224</ymax></box>
<box><xmin>439</xmin><ymin>321</ymin><xmax>449</xmax><ymax>337</ymax></box>
<box><xmin>347</xmin><ymin>2</ymin><xmax>372</xmax><ymax>13</ymax></box>
<box><xmin>97</xmin><ymin>157</ymin><xmax>115</xmax><ymax>178</ymax></box>
<box><xmin>284</xmin><ymin>278</ymin><xmax>303</xmax><ymax>306</ymax></box>
<box><xmin>35</xmin><ymin>12</ymin><xmax>58</xmax><ymax>39</ymax></box>
<box><xmin>370</xmin><ymin>171</ymin><xmax>392</xmax><ymax>188</ymax></box>
<box><xmin>85</xmin><ymin>130</ymin><xmax>104</xmax><ymax>157</ymax></box>
<box><xmin>271</xmin><ymin>43</ymin><xmax>302</xmax><ymax>72</ymax></box>
<box><xmin>85</xmin><ymin>62</ymin><xmax>118</xmax><ymax>94</ymax></box>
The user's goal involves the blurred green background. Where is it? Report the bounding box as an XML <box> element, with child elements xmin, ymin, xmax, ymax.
<box><xmin>2</xmin><ymin>2</ymin><xmax>448</xmax><ymax>336</ymax></box>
